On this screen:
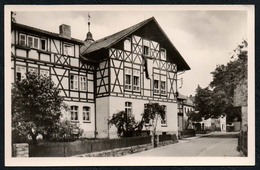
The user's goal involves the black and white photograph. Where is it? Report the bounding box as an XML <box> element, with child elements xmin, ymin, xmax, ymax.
<box><xmin>4</xmin><ymin>5</ymin><xmax>255</xmax><ymax>166</ymax></box>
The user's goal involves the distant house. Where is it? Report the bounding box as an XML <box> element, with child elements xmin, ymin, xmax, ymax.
<box><xmin>11</xmin><ymin>17</ymin><xmax>191</xmax><ymax>139</ymax></box>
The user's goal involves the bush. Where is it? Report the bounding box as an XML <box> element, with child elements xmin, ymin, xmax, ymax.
<box><xmin>50</xmin><ymin>120</ymin><xmax>83</xmax><ymax>142</ymax></box>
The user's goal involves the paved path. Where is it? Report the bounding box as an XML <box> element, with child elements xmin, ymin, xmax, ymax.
<box><xmin>125</xmin><ymin>132</ymin><xmax>242</xmax><ymax>157</ymax></box>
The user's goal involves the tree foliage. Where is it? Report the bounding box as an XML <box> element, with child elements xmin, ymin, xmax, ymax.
<box><xmin>194</xmin><ymin>40</ymin><xmax>247</xmax><ymax>124</ymax></box>
<box><xmin>12</xmin><ymin>72</ymin><xmax>65</xmax><ymax>144</ymax></box>
<box><xmin>108</xmin><ymin>111</ymin><xmax>143</xmax><ymax>137</ymax></box>
<box><xmin>142</xmin><ymin>103</ymin><xmax>166</xmax><ymax>147</ymax></box>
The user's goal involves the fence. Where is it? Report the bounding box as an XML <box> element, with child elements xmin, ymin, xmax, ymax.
<box><xmin>237</xmin><ymin>130</ymin><xmax>247</xmax><ymax>156</ymax></box>
<box><xmin>159</xmin><ymin>134</ymin><xmax>177</xmax><ymax>142</ymax></box>
<box><xmin>180</xmin><ymin>129</ymin><xmax>196</xmax><ymax>138</ymax></box>
<box><xmin>29</xmin><ymin>136</ymin><xmax>151</xmax><ymax>157</ymax></box>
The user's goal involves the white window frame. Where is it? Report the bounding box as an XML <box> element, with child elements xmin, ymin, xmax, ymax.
<box><xmin>27</xmin><ymin>36</ymin><xmax>39</xmax><ymax>49</ymax></box>
<box><xmin>83</xmin><ymin>106</ymin><xmax>91</xmax><ymax>122</ymax></box>
<box><xmin>154</xmin><ymin>74</ymin><xmax>160</xmax><ymax>94</ymax></box>
<box><xmin>125</xmin><ymin>102</ymin><xmax>132</xmax><ymax>117</ymax></box>
<box><xmin>80</xmin><ymin>76</ymin><xmax>87</xmax><ymax>91</ymax></box>
<box><xmin>125</xmin><ymin>68</ymin><xmax>132</xmax><ymax>90</ymax></box>
<box><xmin>124</xmin><ymin>38</ymin><xmax>131</xmax><ymax>52</ymax></box>
<box><xmin>70</xmin><ymin>74</ymin><xmax>78</xmax><ymax>90</ymax></box>
<box><xmin>160</xmin><ymin>48</ymin><xmax>166</xmax><ymax>61</ymax></box>
<box><xmin>143</xmin><ymin>39</ymin><xmax>150</xmax><ymax>56</ymax></box>
<box><xmin>40</xmin><ymin>38</ymin><xmax>47</xmax><ymax>51</ymax></box>
<box><xmin>16</xmin><ymin>66</ymin><xmax>26</xmax><ymax>81</ymax></box>
<box><xmin>161</xmin><ymin>75</ymin><xmax>167</xmax><ymax>95</ymax></box>
<box><xmin>19</xmin><ymin>34</ymin><xmax>26</xmax><ymax>46</ymax></box>
<box><xmin>70</xmin><ymin>106</ymin><xmax>79</xmax><ymax>121</ymax></box>
<box><xmin>133</xmin><ymin>70</ymin><xmax>140</xmax><ymax>91</ymax></box>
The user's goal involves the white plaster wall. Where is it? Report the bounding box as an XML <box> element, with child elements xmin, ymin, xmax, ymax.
<box><xmin>96</xmin><ymin>97</ymin><xmax>110</xmax><ymax>138</ymax></box>
<box><xmin>108</xmin><ymin>96</ymin><xmax>178</xmax><ymax>138</ymax></box>
<box><xmin>62</xmin><ymin>101</ymin><xmax>95</xmax><ymax>138</ymax></box>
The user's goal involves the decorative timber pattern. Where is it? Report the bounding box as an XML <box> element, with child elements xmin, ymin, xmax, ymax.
<box><xmin>11</xmin><ymin>29</ymin><xmax>95</xmax><ymax>103</ymax></box>
<box><xmin>107</xmin><ymin>35</ymin><xmax>178</xmax><ymax>102</ymax></box>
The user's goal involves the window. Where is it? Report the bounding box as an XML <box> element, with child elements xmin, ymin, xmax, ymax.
<box><xmin>124</xmin><ymin>38</ymin><xmax>131</xmax><ymax>51</ymax></box>
<box><xmin>40</xmin><ymin>69</ymin><xmax>49</xmax><ymax>77</ymax></box>
<box><xmin>16</xmin><ymin>66</ymin><xmax>26</xmax><ymax>81</ymax></box>
<box><xmin>83</xmin><ymin>106</ymin><xmax>90</xmax><ymax>122</ymax></box>
<box><xmin>154</xmin><ymin>74</ymin><xmax>160</xmax><ymax>94</ymax></box>
<box><xmin>27</xmin><ymin>36</ymin><xmax>39</xmax><ymax>49</ymax></box>
<box><xmin>125</xmin><ymin>68</ymin><xmax>132</xmax><ymax>90</ymax></box>
<box><xmin>143</xmin><ymin>39</ymin><xmax>150</xmax><ymax>56</ymax></box>
<box><xmin>64</xmin><ymin>44</ymin><xmax>74</xmax><ymax>56</ymax></box>
<box><xmin>144</xmin><ymin>103</ymin><xmax>150</xmax><ymax>125</ymax></box>
<box><xmin>160</xmin><ymin>48</ymin><xmax>166</xmax><ymax>60</ymax></box>
<box><xmin>125</xmin><ymin>102</ymin><xmax>132</xmax><ymax>117</ymax></box>
<box><xmin>70</xmin><ymin>106</ymin><xmax>78</xmax><ymax>121</ymax></box>
<box><xmin>41</xmin><ymin>39</ymin><xmax>47</xmax><ymax>51</ymax></box>
<box><xmin>19</xmin><ymin>34</ymin><xmax>26</xmax><ymax>46</ymax></box>
<box><xmin>161</xmin><ymin>105</ymin><xmax>167</xmax><ymax>125</ymax></box>
<box><xmin>161</xmin><ymin>75</ymin><xmax>166</xmax><ymax>95</ymax></box>
<box><xmin>133</xmin><ymin>70</ymin><xmax>140</xmax><ymax>91</ymax></box>
<box><xmin>80</xmin><ymin>76</ymin><xmax>87</xmax><ymax>91</ymax></box>
<box><xmin>70</xmin><ymin>74</ymin><xmax>78</xmax><ymax>90</ymax></box>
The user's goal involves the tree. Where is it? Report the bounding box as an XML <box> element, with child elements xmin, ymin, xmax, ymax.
<box><xmin>108</xmin><ymin>111</ymin><xmax>143</xmax><ymax>138</ymax></box>
<box><xmin>142</xmin><ymin>103</ymin><xmax>166</xmax><ymax>147</ymax></box>
<box><xmin>12</xmin><ymin>72</ymin><xmax>65</xmax><ymax>144</ymax></box>
<box><xmin>194</xmin><ymin>40</ymin><xmax>247</xmax><ymax>124</ymax></box>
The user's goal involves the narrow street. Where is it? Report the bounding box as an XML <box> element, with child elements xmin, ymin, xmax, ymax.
<box><xmin>126</xmin><ymin>132</ymin><xmax>242</xmax><ymax>157</ymax></box>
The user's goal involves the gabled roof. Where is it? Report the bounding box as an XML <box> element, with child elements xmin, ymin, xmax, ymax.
<box><xmin>81</xmin><ymin>17</ymin><xmax>190</xmax><ymax>71</ymax></box>
<box><xmin>12</xmin><ymin>22</ymin><xmax>84</xmax><ymax>45</ymax></box>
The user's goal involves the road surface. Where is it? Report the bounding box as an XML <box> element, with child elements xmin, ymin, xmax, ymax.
<box><xmin>126</xmin><ymin>132</ymin><xmax>242</xmax><ymax>157</ymax></box>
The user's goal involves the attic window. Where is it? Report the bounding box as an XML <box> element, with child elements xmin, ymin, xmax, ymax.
<box><xmin>143</xmin><ymin>39</ymin><xmax>150</xmax><ymax>56</ymax></box>
<box><xmin>124</xmin><ymin>38</ymin><xmax>131</xmax><ymax>51</ymax></box>
<box><xmin>161</xmin><ymin>48</ymin><xmax>166</xmax><ymax>61</ymax></box>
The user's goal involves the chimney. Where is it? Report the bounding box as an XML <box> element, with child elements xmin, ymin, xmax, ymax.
<box><xmin>59</xmin><ymin>24</ymin><xmax>71</xmax><ymax>39</ymax></box>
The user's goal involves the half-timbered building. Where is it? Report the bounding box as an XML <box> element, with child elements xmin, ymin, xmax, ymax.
<box><xmin>11</xmin><ymin>16</ymin><xmax>190</xmax><ymax>139</ymax></box>
<box><xmin>81</xmin><ymin>17</ymin><xmax>190</xmax><ymax>138</ymax></box>
<box><xmin>11</xmin><ymin>22</ymin><xmax>96</xmax><ymax>138</ymax></box>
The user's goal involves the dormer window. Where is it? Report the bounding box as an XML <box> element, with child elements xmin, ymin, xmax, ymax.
<box><xmin>19</xmin><ymin>34</ymin><xmax>26</xmax><ymax>46</ymax></box>
<box><xmin>124</xmin><ymin>38</ymin><xmax>131</xmax><ymax>51</ymax></box>
<box><xmin>143</xmin><ymin>39</ymin><xmax>150</xmax><ymax>56</ymax></box>
<box><xmin>161</xmin><ymin>48</ymin><xmax>166</xmax><ymax>60</ymax></box>
<box><xmin>27</xmin><ymin>36</ymin><xmax>39</xmax><ymax>49</ymax></box>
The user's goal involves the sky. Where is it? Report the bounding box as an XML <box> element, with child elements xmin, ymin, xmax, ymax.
<box><xmin>14</xmin><ymin>6</ymin><xmax>248</xmax><ymax>96</ymax></box>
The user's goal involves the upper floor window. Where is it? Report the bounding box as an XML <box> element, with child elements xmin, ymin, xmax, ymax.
<box><xmin>160</xmin><ymin>48</ymin><xmax>166</xmax><ymax>61</ymax></box>
<box><xmin>83</xmin><ymin>106</ymin><xmax>90</xmax><ymax>122</ymax></box>
<box><xmin>125</xmin><ymin>68</ymin><xmax>132</xmax><ymax>90</ymax></box>
<box><xmin>19</xmin><ymin>34</ymin><xmax>26</xmax><ymax>46</ymax></box>
<box><xmin>80</xmin><ymin>76</ymin><xmax>87</xmax><ymax>91</ymax></box>
<box><xmin>124</xmin><ymin>38</ymin><xmax>131</xmax><ymax>51</ymax></box>
<box><xmin>154</xmin><ymin>74</ymin><xmax>160</xmax><ymax>94</ymax></box>
<box><xmin>27</xmin><ymin>36</ymin><xmax>39</xmax><ymax>49</ymax></box>
<box><xmin>125</xmin><ymin>102</ymin><xmax>132</xmax><ymax>117</ymax></box>
<box><xmin>64</xmin><ymin>44</ymin><xmax>74</xmax><ymax>56</ymax></box>
<box><xmin>143</xmin><ymin>39</ymin><xmax>150</xmax><ymax>56</ymax></box>
<box><xmin>161</xmin><ymin>75</ymin><xmax>166</xmax><ymax>95</ymax></box>
<box><xmin>70</xmin><ymin>74</ymin><xmax>78</xmax><ymax>90</ymax></box>
<box><xmin>133</xmin><ymin>70</ymin><xmax>140</xmax><ymax>91</ymax></box>
<box><xmin>70</xmin><ymin>106</ymin><xmax>78</xmax><ymax>121</ymax></box>
<box><xmin>41</xmin><ymin>39</ymin><xmax>47</xmax><ymax>51</ymax></box>
<box><xmin>16</xmin><ymin>66</ymin><xmax>26</xmax><ymax>81</ymax></box>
